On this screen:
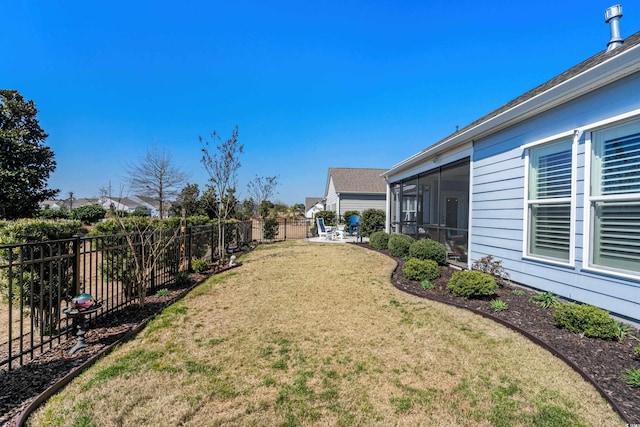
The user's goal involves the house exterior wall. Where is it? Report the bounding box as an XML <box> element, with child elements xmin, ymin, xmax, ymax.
<box><xmin>470</xmin><ymin>71</ymin><xmax>640</xmax><ymax>321</ymax></box>
<box><xmin>325</xmin><ymin>179</ymin><xmax>339</xmax><ymax>212</ymax></box>
<box><xmin>336</xmin><ymin>194</ymin><xmax>385</xmax><ymax>219</ymax></box>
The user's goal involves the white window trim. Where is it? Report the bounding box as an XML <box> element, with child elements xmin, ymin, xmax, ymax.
<box><xmin>522</xmin><ymin>133</ymin><xmax>577</xmax><ymax>267</ymax></box>
<box><xmin>582</xmin><ymin>113</ymin><xmax>640</xmax><ymax>280</ymax></box>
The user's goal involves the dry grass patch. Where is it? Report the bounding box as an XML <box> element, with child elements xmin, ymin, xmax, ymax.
<box><xmin>30</xmin><ymin>240</ymin><xmax>624</xmax><ymax>426</ymax></box>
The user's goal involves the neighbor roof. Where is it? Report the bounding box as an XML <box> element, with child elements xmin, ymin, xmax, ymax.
<box><xmin>326</xmin><ymin>168</ymin><xmax>387</xmax><ymax>195</ymax></box>
<box><xmin>305</xmin><ymin>197</ymin><xmax>324</xmax><ymax>211</ymax></box>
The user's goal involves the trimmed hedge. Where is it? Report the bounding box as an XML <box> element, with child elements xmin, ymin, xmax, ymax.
<box><xmin>409</xmin><ymin>239</ymin><xmax>447</xmax><ymax>265</ymax></box>
<box><xmin>387</xmin><ymin>234</ymin><xmax>414</xmax><ymax>258</ymax></box>
<box><xmin>402</xmin><ymin>258</ymin><xmax>440</xmax><ymax>281</ymax></box>
<box><xmin>553</xmin><ymin>302</ymin><xmax>619</xmax><ymax>340</ymax></box>
<box><xmin>369</xmin><ymin>231</ymin><xmax>390</xmax><ymax>250</ymax></box>
<box><xmin>446</xmin><ymin>270</ymin><xmax>497</xmax><ymax>298</ymax></box>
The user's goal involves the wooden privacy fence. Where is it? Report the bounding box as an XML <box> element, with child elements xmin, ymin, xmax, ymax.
<box><xmin>0</xmin><ymin>221</ymin><xmax>253</xmax><ymax>371</ymax></box>
<box><xmin>250</xmin><ymin>217</ymin><xmax>314</xmax><ymax>241</ymax></box>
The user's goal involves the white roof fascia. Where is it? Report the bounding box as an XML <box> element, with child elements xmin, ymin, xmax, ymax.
<box><xmin>383</xmin><ymin>43</ymin><xmax>640</xmax><ymax>179</ymax></box>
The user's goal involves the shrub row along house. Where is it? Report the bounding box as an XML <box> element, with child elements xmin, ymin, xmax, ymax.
<box><xmin>382</xmin><ymin>8</ymin><xmax>640</xmax><ymax>322</ymax></box>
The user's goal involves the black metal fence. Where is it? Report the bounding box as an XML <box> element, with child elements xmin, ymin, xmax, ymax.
<box><xmin>0</xmin><ymin>221</ymin><xmax>253</xmax><ymax>371</ymax></box>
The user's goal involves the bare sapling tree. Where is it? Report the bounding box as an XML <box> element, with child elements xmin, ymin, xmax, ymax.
<box><xmin>111</xmin><ymin>214</ymin><xmax>183</xmax><ymax>307</ymax></box>
<box><xmin>126</xmin><ymin>143</ymin><xmax>188</xmax><ymax>219</ymax></box>
<box><xmin>247</xmin><ymin>175</ymin><xmax>279</xmax><ymax>217</ymax></box>
<box><xmin>200</xmin><ymin>125</ymin><xmax>243</xmax><ymax>258</ymax></box>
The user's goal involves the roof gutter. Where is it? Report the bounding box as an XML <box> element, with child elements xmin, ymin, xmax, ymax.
<box><xmin>383</xmin><ymin>39</ymin><xmax>640</xmax><ymax>178</ymax></box>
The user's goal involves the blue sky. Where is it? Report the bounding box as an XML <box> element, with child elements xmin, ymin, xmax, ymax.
<box><xmin>3</xmin><ymin>1</ymin><xmax>639</xmax><ymax>206</ymax></box>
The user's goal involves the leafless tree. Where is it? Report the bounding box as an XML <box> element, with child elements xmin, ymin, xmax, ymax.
<box><xmin>200</xmin><ymin>126</ymin><xmax>243</xmax><ymax>258</ymax></box>
<box><xmin>247</xmin><ymin>175</ymin><xmax>279</xmax><ymax>217</ymax></box>
<box><xmin>125</xmin><ymin>143</ymin><xmax>188</xmax><ymax>219</ymax></box>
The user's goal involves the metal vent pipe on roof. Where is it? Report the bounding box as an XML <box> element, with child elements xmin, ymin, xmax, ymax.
<box><xmin>605</xmin><ymin>5</ymin><xmax>623</xmax><ymax>51</ymax></box>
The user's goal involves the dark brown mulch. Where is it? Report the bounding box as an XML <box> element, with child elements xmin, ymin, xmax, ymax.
<box><xmin>372</xmin><ymin>246</ymin><xmax>640</xmax><ymax>424</ymax></box>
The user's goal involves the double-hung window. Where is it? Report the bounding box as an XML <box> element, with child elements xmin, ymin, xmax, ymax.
<box><xmin>589</xmin><ymin>119</ymin><xmax>640</xmax><ymax>274</ymax></box>
<box><xmin>526</xmin><ymin>139</ymin><xmax>573</xmax><ymax>262</ymax></box>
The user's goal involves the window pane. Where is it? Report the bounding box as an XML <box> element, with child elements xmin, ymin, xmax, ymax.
<box><xmin>593</xmin><ymin>201</ymin><xmax>640</xmax><ymax>273</ymax></box>
<box><xmin>529</xmin><ymin>140</ymin><xmax>572</xmax><ymax>200</ymax></box>
<box><xmin>529</xmin><ymin>203</ymin><xmax>571</xmax><ymax>260</ymax></box>
<box><xmin>600</xmin><ymin>132</ymin><xmax>640</xmax><ymax>195</ymax></box>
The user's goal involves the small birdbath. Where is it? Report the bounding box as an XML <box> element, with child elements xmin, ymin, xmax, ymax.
<box><xmin>63</xmin><ymin>303</ymin><xmax>103</xmax><ymax>355</ymax></box>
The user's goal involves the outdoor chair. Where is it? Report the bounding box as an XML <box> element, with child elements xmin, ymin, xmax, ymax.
<box><xmin>348</xmin><ymin>214</ymin><xmax>360</xmax><ymax>236</ymax></box>
<box><xmin>316</xmin><ymin>217</ymin><xmax>336</xmax><ymax>240</ymax></box>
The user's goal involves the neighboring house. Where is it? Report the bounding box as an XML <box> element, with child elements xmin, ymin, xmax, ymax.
<box><xmin>39</xmin><ymin>200</ymin><xmax>65</xmax><ymax>211</ymax></box>
<box><xmin>324</xmin><ymin>168</ymin><xmax>387</xmax><ymax>220</ymax></box>
<box><xmin>99</xmin><ymin>196</ymin><xmax>150</xmax><ymax>216</ymax></box>
<box><xmin>39</xmin><ymin>198</ymin><xmax>99</xmax><ymax>211</ymax></box>
<box><xmin>304</xmin><ymin>197</ymin><xmax>324</xmax><ymax>219</ymax></box>
<box><xmin>70</xmin><ymin>198</ymin><xmax>100</xmax><ymax>210</ymax></box>
<box><xmin>130</xmin><ymin>195</ymin><xmax>162</xmax><ymax>217</ymax></box>
<box><xmin>382</xmin><ymin>24</ymin><xmax>640</xmax><ymax>321</ymax></box>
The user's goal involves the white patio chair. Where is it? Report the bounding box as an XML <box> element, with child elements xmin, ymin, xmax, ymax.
<box><xmin>316</xmin><ymin>217</ymin><xmax>336</xmax><ymax>240</ymax></box>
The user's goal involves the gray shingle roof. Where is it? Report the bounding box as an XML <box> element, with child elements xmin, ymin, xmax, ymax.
<box><xmin>305</xmin><ymin>197</ymin><xmax>324</xmax><ymax>210</ymax></box>
<box><xmin>326</xmin><ymin>168</ymin><xmax>387</xmax><ymax>195</ymax></box>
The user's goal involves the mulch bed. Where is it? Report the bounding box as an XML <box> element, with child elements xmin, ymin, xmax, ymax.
<box><xmin>365</xmin><ymin>245</ymin><xmax>640</xmax><ymax>424</ymax></box>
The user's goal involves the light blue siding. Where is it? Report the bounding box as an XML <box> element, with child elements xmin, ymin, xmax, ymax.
<box><xmin>469</xmin><ymin>72</ymin><xmax>640</xmax><ymax>320</ymax></box>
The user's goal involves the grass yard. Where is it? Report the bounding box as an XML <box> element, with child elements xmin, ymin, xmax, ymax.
<box><xmin>29</xmin><ymin>240</ymin><xmax>624</xmax><ymax>426</ymax></box>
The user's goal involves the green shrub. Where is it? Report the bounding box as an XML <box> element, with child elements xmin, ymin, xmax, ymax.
<box><xmin>553</xmin><ymin>303</ymin><xmax>619</xmax><ymax>340</ymax></box>
<box><xmin>402</xmin><ymin>258</ymin><xmax>440</xmax><ymax>281</ymax></box>
<box><xmin>342</xmin><ymin>210</ymin><xmax>359</xmax><ymax>224</ymax></box>
<box><xmin>369</xmin><ymin>231</ymin><xmax>389</xmax><ymax>250</ymax></box>
<box><xmin>263</xmin><ymin>215</ymin><xmax>279</xmax><ymax>240</ymax></box>
<box><xmin>128</xmin><ymin>210</ymin><xmax>149</xmax><ymax>217</ymax></box>
<box><xmin>191</xmin><ymin>258</ymin><xmax>210</xmax><ymax>274</ymax></box>
<box><xmin>315</xmin><ymin>210</ymin><xmax>337</xmax><ymax>226</ymax></box>
<box><xmin>360</xmin><ymin>209</ymin><xmax>385</xmax><ymax>237</ymax></box>
<box><xmin>409</xmin><ymin>239</ymin><xmax>447</xmax><ymax>265</ymax></box>
<box><xmin>37</xmin><ymin>208</ymin><xmax>69</xmax><ymax>220</ymax></box>
<box><xmin>446</xmin><ymin>270</ymin><xmax>498</xmax><ymax>299</ymax></box>
<box><xmin>70</xmin><ymin>205</ymin><xmax>107</xmax><ymax>224</ymax></box>
<box><xmin>387</xmin><ymin>234</ymin><xmax>414</xmax><ymax>258</ymax></box>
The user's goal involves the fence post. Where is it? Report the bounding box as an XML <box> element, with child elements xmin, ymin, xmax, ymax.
<box><xmin>150</xmin><ymin>231</ymin><xmax>156</xmax><ymax>291</ymax></box>
<box><xmin>186</xmin><ymin>226</ymin><xmax>193</xmax><ymax>273</ymax></box>
<box><xmin>283</xmin><ymin>218</ymin><xmax>287</xmax><ymax>241</ymax></box>
<box><xmin>71</xmin><ymin>235</ymin><xmax>81</xmax><ymax>296</ymax></box>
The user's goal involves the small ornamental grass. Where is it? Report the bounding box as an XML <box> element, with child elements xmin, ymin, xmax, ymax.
<box><xmin>387</xmin><ymin>234</ymin><xmax>415</xmax><ymax>259</ymax></box>
<box><xmin>530</xmin><ymin>291</ymin><xmax>560</xmax><ymax>309</ymax></box>
<box><xmin>623</xmin><ymin>369</ymin><xmax>640</xmax><ymax>387</ymax></box>
<box><xmin>446</xmin><ymin>270</ymin><xmax>498</xmax><ymax>299</ymax></box>
<box><xmin>156</xmin><ymin>288</ymin><xmax>170</xmax><ymax>297</ymax></box>
<box><xmin>402</xmin><ymin>258</ymin><xmax>440</xmax><ymax>281</ymax></box>
<box><xmin>192</xmin><ymin>258</ymin><xmax>211</xmax><ymax>274</ymax></box>
<box><xmin>409</xmin><ymin>239</ymin><xmax>447</xmax><ymax>265</ymax></box>
<box><xmin>490</xmin><ymin>299</ymin><xmax>509</xmax><ymax>312</ymax></box>
<box><xmin>420</xmin><ymin>279</ymin><xmax>434</xmax><ymax>290</ymax></box>
<box><xmin>553</xmin><ymin>303</ymin><xmax>619</xmax><ymax>340</ymax></box>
